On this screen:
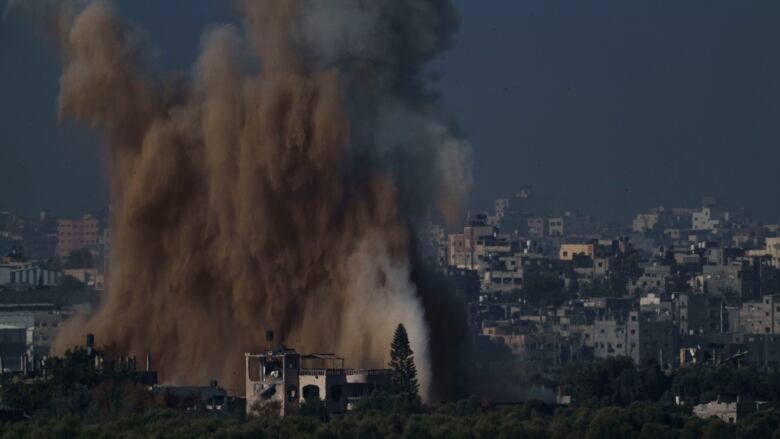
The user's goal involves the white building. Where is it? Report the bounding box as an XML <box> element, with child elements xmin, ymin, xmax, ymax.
<box><xmin>0</xmin><ymin>262</ymin><xmax>62</xmax><ymax>287</ymax></box>
<box><xmin>692</xmin><ymin>207</ymin><xmax>720</xmax><ymax>231</ymax></box>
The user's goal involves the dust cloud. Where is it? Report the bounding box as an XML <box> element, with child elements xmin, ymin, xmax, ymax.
<box><xmin>14</xmin><ymin>0</ymin><xmax>471</xmax><ymax>399</ymax></box>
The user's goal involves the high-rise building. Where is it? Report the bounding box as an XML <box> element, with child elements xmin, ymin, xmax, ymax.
<box><xmin>56</xmin><ymin>215</ymin><xmax>100</xmax><ymax>258</ymax></box>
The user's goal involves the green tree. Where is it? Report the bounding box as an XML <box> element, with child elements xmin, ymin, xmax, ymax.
<box><xmin>585</xmin><ymin>407</ymin><xmax>634</xmax><ymax>439</ymax></box>
<box><xmin>298</xmin><ymin>396</ymin><xmax>328</xmax><ymax>422</ymax></box>
<box><xmin>65</xmin><ymin>248</ymin><xmax>95</xmax><ymax>269</ymax></box>
<box><xmin>389</xmin><ymin>324</ymin><xmax>419</xmax><ymax>398</ymax></box>
<box><xmin>638</xmin><ymin>423</ymin><xmax>677</xmax><ymax>439</ymax></box>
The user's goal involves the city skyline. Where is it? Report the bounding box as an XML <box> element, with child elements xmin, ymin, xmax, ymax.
<box><xmin>2</xmin><ymin>1</ymin><xmax>780</xmax><ymax>433</ymax></box>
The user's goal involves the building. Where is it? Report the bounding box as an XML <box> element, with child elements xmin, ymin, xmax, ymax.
<box><xmin>592</xmin><ymin>310</ymin><xmax>678</xmax><ymax>366</ymax></box>
<box><xmin>447</xmin><ymin>223</ymin><xmax>495</xmax><ymax>269</ymax></box>
<box><xmin>738</xmin><ymin>295</ymin><xmax>780</xmax><ymax>335</ymax></box>
<box><xmin>0</xmin><ymin>262</ymin><xmax>62</xmax><ymax>287</ymax></box>
<box><xmin>766</xmin><ymin>237</ymin><xmax>780</xmax><ymax>268</ymax></box>
<box><xmin>695</xmin><ymin>262</ymin><xmax>761</xmax><ymax>299</ymax></box>
<box><xmin>627</xmin><ymin>266</ymin><xmax>671</xmax><ymax>296</ymax></box>
<box><xmin>548</xmin><ymin>217</ymin><xmax>564</xmax><ymax>237</ymax></box>
<box><xmin>593</xmin><ymin>312</ymin><xmax>639</xmax><ymax>363</ymax></box>
<box><xmin>0</xmin><ymin>327</ymin><xmax>32</xmax><ymax>372</ymax></box>
<box><xmin>734</xmin><ymin>334</ymin><xmax>780</xmax><ymax>367</ymax></box>
<box><xmin>693</xmin><ymin>396</ymin><xmax>765</xmax><ymax>423</ymax></box>
<box><xmin>152</xmin><ymin>381</ymin><xmax>229</xmax><ymax>412</ymax></box>
<box><xmin>692</xmin><ymin>207</ymin><xmax>720</xmax><ymax>231</ymax></box>
<box><xmin>245</xmin><ymin>347</ymin><xmax>390</xmax><ymax>417</ymax></box>
<box><xmin>63</xmin><ymin>268</ymin><xmax>103</xmax><ymax>289</ymax></box>
<box><xmin>633</xmin><ymin>213</ymin><xmax>659</xmax><ymax>234</ymax></box>
<box><xmin>56</xmin><ymin>215</ymin><xmax>100</xmax><ymax>258</ymax></box>
<box><xmin>527</xmin><ymin>218</ymin><xmax>546</xmax><ymax>238</ymax></box>
<box><xmin>637</xmin><ymin>317</ymin><xmax>679</xmax><ymax>367</ymax></box>
<box><xmin>494</xmin><ymin>199</ymin><xmax>509</xmax><ymax>220</ymax></box>
<box><xmin>482</xmin><ymin>269</ymin><xmax>522</xmax><ymax>294</ymax></box>
<box><xmin>559</xmin><ymin>244</ymin><xmax>594</xmax><ymax>261</ymax></box>
<box><xmin>447</xmin><ymin>234</ymin><xmax>467</xmax><ymax>268</ymax></box>
<box><xmin>673</xmin><ymin>293</ymin><xmax>724</xmax><ymax>336</ymax></box>
<box><xmin>0</xmin><ymin>289</ymin><xmax>95</xmax><ymax>370</ymax></box>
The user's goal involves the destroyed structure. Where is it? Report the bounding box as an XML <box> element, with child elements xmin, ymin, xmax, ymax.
<box><xmin>245</xmin><ymin>334</ymin><xmax>389</xmax><ymax>417</ymax></box>
<box><xmin>692</xmin><ymin>395</ymin><xmax>769</xmax><ymax>424</ymax></box>
<box><xmin>81</xmin><ymin>334</ymin><xmax>230</xmax><ymax>413</ymax></box>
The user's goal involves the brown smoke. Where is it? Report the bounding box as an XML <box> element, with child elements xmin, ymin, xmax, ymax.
<box><xmin>23</xmin><ymin>0</ymin><xmax>470</xmax><ymax>398</ymax></box>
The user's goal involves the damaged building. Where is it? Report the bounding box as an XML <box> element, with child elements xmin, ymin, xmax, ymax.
<box><xmin>245</xmin><ymin>345</ymin><xmax>390</xmax><ymax>417</ymax></box>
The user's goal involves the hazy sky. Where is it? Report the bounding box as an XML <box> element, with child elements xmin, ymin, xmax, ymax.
<box><xmin>1</xmin><ymin>1</ymin><xmax>779</xmax><ymax>221</ymax></box>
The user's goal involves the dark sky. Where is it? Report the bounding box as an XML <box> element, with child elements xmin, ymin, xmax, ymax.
<box><xmin>1</xmin><ymin>1</ymin><xmax>779</xmax><ymax>221</ymax></box>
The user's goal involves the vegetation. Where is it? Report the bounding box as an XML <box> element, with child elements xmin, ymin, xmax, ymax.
<box><xmin>6</xmin><ymin>346</ymin><xmax>780</xmax><ymax>437</ymax></box>
<box><xmin>388</xmin><ymin>324</ymin><xmax>420</xmax><ymax>398</ymax></box>
<box><xmin>298</xmin><ymin>397</ymin><xmax>329</xmax><ymax>422</ymax></box>
<box><xmin>0</xmin><ymin>348</ymin><xmax>163</xmax><ymax>421</ymax></box>
<box><xmin>553</xmin><ymin>356</ymin><xmax>780</xmax><ymax>407</ymax></box>
<box><xmin>2</xmin><ymin>399</ymin><xmax>780</xmax><ymax>438</ymax></box>
<box><xmin>64</xmin><ymin>248</ymin><xmax>95</xmax><ymax>269</ymax></box>
<box><xmin>556</xmin><ymin>357</ymin><xmax>670</xmax><ymax>406</ymax></box>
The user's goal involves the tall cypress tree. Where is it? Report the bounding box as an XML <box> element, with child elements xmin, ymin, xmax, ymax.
<box><xmin>389</xmin><ymin>323</ymin><xmax>419</xmax><ymax>397</ymax></box>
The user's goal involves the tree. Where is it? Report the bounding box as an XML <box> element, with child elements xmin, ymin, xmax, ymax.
<box><xmin>389</xmin><ymin>324</ymin><xmax>419</xmax><ymax>398</ymax></box>
<box><xmin>65</xmin><ymin>248</ymin><xmax>95</xmax><ymax>269</ymax></box>
<box><xmin>298</xmin><ymin>396</ymin><xmax>328</xmax><ymax>421</ymax></box>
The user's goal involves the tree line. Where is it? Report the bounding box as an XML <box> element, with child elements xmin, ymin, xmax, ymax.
<box><xmin>4</xmin><ymin>327</ymin><xmax>780</xmax><ymax>437</ymax></box>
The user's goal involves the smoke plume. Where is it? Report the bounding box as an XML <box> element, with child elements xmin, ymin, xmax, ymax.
<box><xmin>19</xmin><ymin>0</ymin><xmax>471</xmax><ymax>399</ymax></box>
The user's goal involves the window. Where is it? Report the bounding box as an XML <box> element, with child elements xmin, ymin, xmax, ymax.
<box><xmin>263</xmin><ymin>360</ymin><xmax>281</xmax><ymax>378</ymax></box>
<box><xmin>302</xmin><ymin>385</ymin><xmax>320</xmax><ymax>400</ymax></box>
<box><xmin>287</xmin><ymin>385</ymin><xmax>297</xmax><ymax>402</ymax></box>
